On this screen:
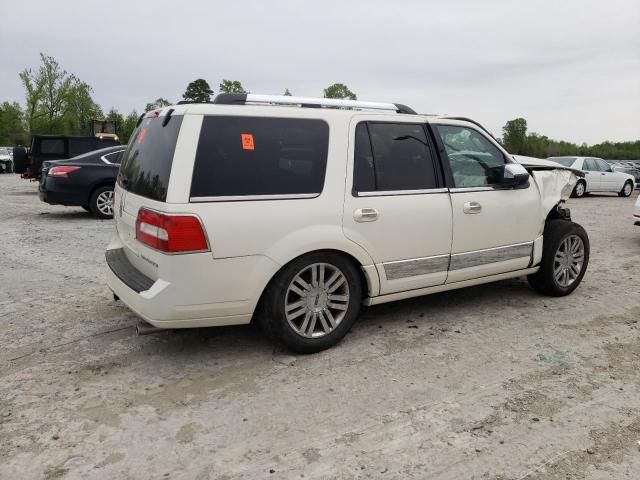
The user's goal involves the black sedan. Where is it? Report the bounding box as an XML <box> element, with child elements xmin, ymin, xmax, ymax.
<box><xmin>39</xmin><ymin>145</ymin><xmax>126</xmax><ymax>219</ymax></box>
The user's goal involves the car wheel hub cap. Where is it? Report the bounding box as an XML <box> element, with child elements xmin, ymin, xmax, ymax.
<box><xmin>624</xmin><ymin>184</ymin><xmax>631</xmax><ymax>194</ymax></box>
<box><xmin>553</xmin><ymin>234</ymin><xmax>584</xmax><ymax>288</ymax></box>
<box><xmin>285</xmin><ymin>263</ymin><xmax>349</xmax><ymax>338</ymax></box>
<box><xmin>576</xmin><ymin>184</ymin><xmax>584</xmax><ymax>195</ymax></box>
<box><xmin>97</xmin><ymin>191</ymin><xmax>113</xmax><ymax>215</ymax></box>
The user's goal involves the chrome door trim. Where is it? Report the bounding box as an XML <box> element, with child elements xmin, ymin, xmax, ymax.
<box><xmin>449</xmin><ymin>186</ymin><xmax>497</xmax><ymax>193</ymax></box>
<box><xmin>383</xmin><ymin>254</ymin><xmax>450</xmax><ymax>280</ymax></box>
<box><xmin>356</xmin><ymin>188</ymin><xmax>449</xmax><ymax>197</ymax></box>
<box><xmin>449</xmin><ymin>242</ymin><xmax>533</xmax><ymax>271</ymax></box>
<box><xmin>190</xmin><ymin>193</ymin><xmax>319</xmax><ymax>202</ymax></box>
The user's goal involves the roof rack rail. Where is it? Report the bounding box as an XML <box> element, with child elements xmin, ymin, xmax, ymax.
<box><xmin>212</xmin><ymin>93</ymin><xmax>416</xmax><ymax>114</ymax></box>
<box><xmin>176</xmin><ymin>100</ymin><xmax>212</xmax><ymax>105</ymax></box>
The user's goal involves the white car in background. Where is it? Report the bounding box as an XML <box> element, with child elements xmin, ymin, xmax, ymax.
<box><xmin>548</xmin><ymin>156</ymin><xmax>635</xmax><ymax>198</ymax></box>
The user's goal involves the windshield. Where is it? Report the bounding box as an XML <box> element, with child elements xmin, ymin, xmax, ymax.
<box><xmin>549</xmin><ymin>157</ymin><xmax>577</xmax><ymax>167</ymax></box>
<box><xmin>118</xmin><ymin>115</ymin><xmax>183</xmax><ymax>202</ymax></box>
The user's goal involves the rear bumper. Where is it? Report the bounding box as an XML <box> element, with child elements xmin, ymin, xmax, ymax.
<box><xmin>105</xmin><ymin>241</ymin><xmax>280</xmax><ymax>329</ymax></box>
<box><xmin>38</xmin><ymin>179</ymin><xmax>87</xmax><ymax>206</ymax></box>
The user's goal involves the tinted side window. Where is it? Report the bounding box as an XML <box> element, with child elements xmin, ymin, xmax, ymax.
<box><xmin>353</xmin><ymin>122</ymin><xmax>438</xmax><ymax>192</ymax></box>
<box><xmin>436</xmin><ymin>125</ymin><xmax>506</xmax><ymax>187</ymax></box>
<box><xmin>69</xmin><ymin>138</ymin><xmax>95</xmax><ymax>157</ymax></box>
<box><xmin>40</xmin><ymin>139</ymin><xmax>65</xmax><ymax>156</ymax></box>
<box><xmin>190</xmin><ymin>116</ymin><xmax>329</xmax><ymax>198</ymax></box>
<box><xmin>103</xmin><ymin>151</ymin><xmax>124</xmax><ymax>164</ymax></box>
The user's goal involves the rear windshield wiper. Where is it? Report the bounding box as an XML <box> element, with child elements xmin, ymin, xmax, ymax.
<box><xmin>162</xmin><ymin>108</ymin><xmax>174</xmax><ymax>127</ymax></box>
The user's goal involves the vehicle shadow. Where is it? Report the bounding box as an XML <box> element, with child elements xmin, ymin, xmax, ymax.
<box><xmin>133</xmin><ymin>276</ymin><xmax>539</xmax><ymax>357</ymax></box>
<box><xmin>37</xmin><ymin>211</ymin><xmax>99</xmax><ymax>221</ymax></box>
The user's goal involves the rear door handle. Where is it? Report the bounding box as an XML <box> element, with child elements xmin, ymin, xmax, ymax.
<box><xmin>354</xmin><ymin>208</ymin><xmax>378</xmax><ymax>222</ymax></box>
<box><xmin>463</xmin><ymin>201</ymin><xmax>482</xmax><ymax>214</ymax></box>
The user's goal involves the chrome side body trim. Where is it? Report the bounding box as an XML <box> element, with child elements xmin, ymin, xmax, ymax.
<box><xmin>449</xmin><ymin>186</ymin><xmax>498</xmax><ymax>193</ymax></box>
<box><xmin>356</xmin><ymin>188</ymin><xmax>449</xmax><ymax>197</ymax></box>
<box><xmin>383</xmin><ymin>254</ymin><xmax>449</xmax><ymax>280</ymax></box>
<box><xmin>449</xmin><ymin>242</ymin><xmax>533</xmax><ymax>271</ymax></box>
<box><xmin>189</xmin><ymin>193</ymin><xmax>319</xmax><ymax>202</ymax></box>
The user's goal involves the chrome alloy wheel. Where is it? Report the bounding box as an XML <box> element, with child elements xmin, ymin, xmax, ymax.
<box><xmin>575</xmin><ymin>182</ymin><xmax>585</xmax><ymax>197</ymax></box>
<box><xmin>96</xmin><ymin>190</ymin><xmax>114</xmax><ymax>216</ymax></box>
<box><xmin>623</xmin><ymin>182</ymin><xmax>632</xmax><ymax>196</ymax></box>
<box><xmin>553</xmin><ymin>234</ymin><xmax>585</xmax><ymax>287</ymax></box>
<box><xmin>285</xmin><ymin>263</ymin><xmax>350</xmax><ymax>338</ymax></box>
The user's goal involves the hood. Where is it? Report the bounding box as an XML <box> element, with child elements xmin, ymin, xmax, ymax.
<box><xmin>511</xmin><ymin>154</ymin><xmax>579</xmax><ymax>206</ymax></box>
<box><xmin>512</xmin><ymin>155</ymin><xmax>585</xmax><ymax>177</ymax></box>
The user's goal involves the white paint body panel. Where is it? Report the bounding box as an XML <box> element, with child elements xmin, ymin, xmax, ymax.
<box><xmin>106</xmin><ymin>104</ymin><xmax>580</xmax><ymax>329</ymax></box>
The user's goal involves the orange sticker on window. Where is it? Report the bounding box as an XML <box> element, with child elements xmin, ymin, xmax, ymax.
<box><xmin>137</xmin><ymin>128</ymin><xmax>147</xmax><ymax>145</ymax></box>
<box><xmin>241</xmin><ymin>133</ymin><xmax>255</xmax><ymax>150</ymax></box>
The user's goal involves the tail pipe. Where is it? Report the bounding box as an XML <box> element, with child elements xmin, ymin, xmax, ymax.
<box><xmin>136</xmin><ymin>320</ymin><xmax>162</xmax><ymax>336</ymax></box>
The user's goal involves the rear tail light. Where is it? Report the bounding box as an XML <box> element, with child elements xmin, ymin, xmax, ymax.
<box><xmin>48</xmin><ymin>166</ymin><xmax>81</xmax><ymax>178</ymax></box>
<box><xmin>135</xmin><ymin>208</ymin><xmax>209</xmax><ymax>253</ymax></box>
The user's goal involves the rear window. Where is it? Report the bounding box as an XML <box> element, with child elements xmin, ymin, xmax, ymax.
<box><xmin>190</xmin><ymin>116</ymin><xmax>329</xmax><ymax>199</ymax></box>
<box><xmin>118</xmin><ymin>115</ymin><xmax>183</xmax><ymax>202</ymax></box>
<box><xmin>549</xmin><ymin>157</ymin><xmax>577</xmax><ymax>167</ymax></box>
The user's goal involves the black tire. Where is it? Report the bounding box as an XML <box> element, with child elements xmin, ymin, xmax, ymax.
<box><xmin>89</xmin><ymin>186</ymin><xmax>114</xmax><ymax>219</ymax></box>
<box><xmin>571</xmin><ymin>180</ymin><xmax>586</xmax><ymax>198</ymax></box>
<box><xmin>81</xmin><ymin>205</ymin><xmax>90</xmax><ymax>213</ymax></box>
<box><xmin>618</xmin><ymin>181</ymin><xmax>633</xmax><ymax>197</ymax></box>
<box><xmin>258</xmin><ymin>252</ymin><xmax>362</xmax><ymax>353</ymax></box>
<box><xmin>527</xmin><ymin>219</ymin><xmax>589</xmax><ymax>296</ymax></box>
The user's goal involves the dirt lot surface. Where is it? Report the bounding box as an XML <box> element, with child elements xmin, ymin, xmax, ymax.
<box><xmin>1</xmin><ymin>174</ymin><xmax>639</xmax><ymax>480</ymax></box>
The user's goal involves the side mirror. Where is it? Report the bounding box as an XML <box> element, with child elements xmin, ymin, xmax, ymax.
<box><xmin>499</xmin><ymin>163</ymin><xmax>530</xmax><ymax>188</ymax></box>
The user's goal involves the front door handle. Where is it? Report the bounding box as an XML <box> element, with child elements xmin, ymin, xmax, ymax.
<box><xmin>354</xmin><ymin>208</ymin><xmax>379</xmax><ymax>222</ymax></box>
<box><xmin>463</xmin><ymin>201</ymin><xmax>482</xmax><ymax>214</ymax></box>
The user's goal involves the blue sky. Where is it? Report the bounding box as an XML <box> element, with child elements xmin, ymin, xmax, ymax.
<box><xmin>1</xmin><ymin>0</ymin><xmax>638</xmax><ymax>144</ymax></box>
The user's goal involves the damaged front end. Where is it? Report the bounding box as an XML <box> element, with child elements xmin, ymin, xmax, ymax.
<box><xmin>513</xmin><ymin>155</ymin><xmax>584</xmax><ymax>221</ymax></box>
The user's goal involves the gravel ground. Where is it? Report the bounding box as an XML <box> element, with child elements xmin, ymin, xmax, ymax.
<box><xmin>1</xmin><ymin>174</ymin><xmax>639</xmax><ymax>480</ymax></box>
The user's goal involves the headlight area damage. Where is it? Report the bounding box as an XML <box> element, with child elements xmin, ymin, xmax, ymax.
<box><xmin>513</xmin><ymin>155</ymin><xmax>583</xmax><ymax>220</ymax></box>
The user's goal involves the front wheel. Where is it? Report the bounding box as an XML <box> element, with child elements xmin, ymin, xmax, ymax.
<box><xmin>572</xmin><ymin>180</ymin><xmax>586</xmax><ymax>198</ymax></box>
<box><xmin>528</xmin><ymin>219</ymin><xmax>589</xmax><ymax>296</ymax></box>
<box><xmin>259</xmin><ymin>252</ymin><xmax>362</xmax><ymax>353</ymax></box>
<box><xmin>619</xmin><ymin>181</ymin><xmax>633</xmax><ymax>197</ymax></box>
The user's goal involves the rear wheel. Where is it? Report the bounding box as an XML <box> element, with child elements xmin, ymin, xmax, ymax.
<box><xmin>619</xmin><ymin>181</ymin><xmax>633</xmax><ymax>197</ymax></box>
<box><xmin>528</xmin><ymin>219</ymin><xmax>589</xmax><ymax>296</ymax></box>
<box><xmin>89</xmin><ymin>186</ymin><xmax>114</xmax><ymax>219</ymax></box>
<box><xmin>572</xmin><ymin>180</ymin><xmax>586</xmax><ymax>198</ymax></box>
<box><xmin>259</xmin><ymin>252</ymin><xmax>362</xmax><ymax>353</ymax></box>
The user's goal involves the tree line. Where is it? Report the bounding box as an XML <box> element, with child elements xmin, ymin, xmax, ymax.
<box><xmin>1</xmin><ymin>53</ymin><xmax>638</xmax><ymax>160</ymax></box>
<box><xmin>501</xmin><ymin>118</ymin><xmax>640</xmax><ymax>160</ymax></box>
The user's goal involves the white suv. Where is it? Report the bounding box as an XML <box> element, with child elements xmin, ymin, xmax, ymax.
<box><xmin>106</xmin><ymin>94</ymin><xmax>590</xmax><ymax>352</ymax></box>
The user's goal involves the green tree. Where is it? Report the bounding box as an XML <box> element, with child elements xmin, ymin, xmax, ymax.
<box><xmin>0</xmin><ymin>102</ymin><xmax>27</xmax><ymax>145</ymax></box>
<box><xmin>63</xmin><ymin>81</ymin><xmax>102</xmax><ymax>134</ymax></box>
<box><xmin>501</xmin><ymin>118</ymin><xmax>528</xmax><ymax>154</ymax></box>
<box><xmin>182</xmin><ymin>79</ymin><xmax>213</xmax><ymax>103</ymax></box>
<box><xmin>120</xmin><ymin>110</ymin><xmax>140</xmax><ymax>144</ymax></box>
<box><xmin>18</xmin><ymin>53</ymin><xmax>101</xmax><ymax>135</ymax></box>
<box><xmin>283</xmin><ymin>88</ymin><xmax>292</xmax><ymax>96</ymax></box>
<box><xmin>19</xmin><ymin>67</ymin><xmax>45</xmax><ymax>135</ymax></box>
<box><xmin>323</xmin><ymin>83</ymin><xmax>357</xmax><ymax>100</ymax></box>
<box><xmin>144</xmin><ymin>98</ymin><xmax>171</xmax><ymax>112</ymax></box>
<box><xmin>219</xmin><ymin>79</ymin><xmax>247</xmax><ymax>94</ymax></box>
